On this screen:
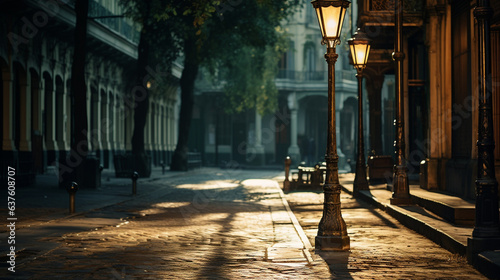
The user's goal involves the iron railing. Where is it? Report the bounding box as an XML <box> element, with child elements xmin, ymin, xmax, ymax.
<box><xmin>88</xmin><ymin>0</ymin><xmax>140</xmax><ymax>43</ymax></box>
<box><xmin>369</xmin><ymin>0</ymin><xmax>423</xmax><ymax>13</ymax></box>
<box><xmin>277</xmin><ymin>70</ymin><xmax>355</xmax><ymax>82</ymax></box>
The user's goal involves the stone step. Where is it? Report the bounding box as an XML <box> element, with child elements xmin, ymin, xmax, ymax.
<box><xmin>409</xmin><ymin>185</ymin><xmax>476</xmax><ymax>226</ymax></box>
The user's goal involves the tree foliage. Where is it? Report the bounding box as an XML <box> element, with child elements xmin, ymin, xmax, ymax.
<box><xmin>119</xmin><ymin>0</ymin><xmax>301</xmax><ymax>170</ymax></box>
<box><xmin>214</xmin><ymin>31</ymin><xmax>289</xmax><ymax>116</ymax></box>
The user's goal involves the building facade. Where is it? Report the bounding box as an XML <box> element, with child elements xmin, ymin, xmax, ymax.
<box><xmin>356</xmin><ymin>0</ymin><xmax>500</xmax><ymax>199</ymax></box>
<box><xmin>191</xmin><ymin>0</ymin><xmax>375</xmax><ymax>170</ymax></box>
<box><xmin>1</xmin><ymin>0</ymin><xmax>180</xmax><ymax>185</ymax></box>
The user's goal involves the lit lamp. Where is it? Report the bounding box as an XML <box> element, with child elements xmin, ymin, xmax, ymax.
<box><xmin>311</xmin><ymin>0</ymin><xmax>350</xmax><ymax>251</ymax></box>
<box><xmin>348</xmin><ymin>28</ymin><xmax>371</xmax><ymax>194</ymax></box>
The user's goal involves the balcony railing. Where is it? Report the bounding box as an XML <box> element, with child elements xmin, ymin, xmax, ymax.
<box><xmin>88</xmin><ymin>0</ymin><xmax>140</xmax><ymax>43</ymax></box>
<box><xmin>369</xmin><ymin>0</ymin><xmax>423</xmax><ymax>13</ymax></box>
<box><xmin>277</xmin><ymin>70</ymin><xmax>325</xmax><ymax>81</ymax></box>
<box><xmin>277</xmin><ymin>70</ymin><xmax>355</xmax><ymax>82</ymax></box>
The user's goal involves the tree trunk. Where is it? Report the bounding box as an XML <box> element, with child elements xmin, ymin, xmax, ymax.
<box><xmin>61</xmin><ymin>0</ymin><xmax>88</xmax><ymax>187</ymax></box>
<box><xmin>131</xmin><ymin>0</ymin><xmax>152</xmax><ymax>177</ymax></box>
<box><xmin>170</xmin><ymin>36</ymin><xmax>199</xmax><ymax>171</ymax></box>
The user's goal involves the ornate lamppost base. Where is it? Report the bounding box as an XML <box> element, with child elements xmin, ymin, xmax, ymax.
<box><xmin>315</xmin><ymin>235</ymin><xmax>350</xmax><ymax>251</ymax></box>
<box><xmin>466</xmin><ymin>237</ymin><xmax>500</xmax><ymax>264</ymax></box>
<box><xmin>390</xmin><ymin>197</ymin><xmax>412</xmax><ymax>205</ymax></box>
<box><xmin>390</xmin><ymin>165</ymin><xmax>412</xmax><ymax>205</ymax></box>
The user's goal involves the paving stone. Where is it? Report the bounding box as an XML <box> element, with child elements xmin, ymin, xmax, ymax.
<box><xmin>285</xmin><ymin>188</ymin><xmax>487</xmax><ymax>279</ymax></box>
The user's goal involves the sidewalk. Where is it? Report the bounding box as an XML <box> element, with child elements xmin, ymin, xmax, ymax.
<box><xmin>1</xmin><ymin>167</ymin><xmax>334</xmax><ymax>279</ymax></box>
<box><xmin>336</xmin><ymin>173</ymin><xmax>500</xmax><ymax>279</ymax></box>
<box><xmin>0</xmin><ymin>167</ymin><xmax>188</xmax><ymax>229</ymax></box>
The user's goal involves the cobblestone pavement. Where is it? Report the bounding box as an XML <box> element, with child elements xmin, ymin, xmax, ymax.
<box><xmin>4</xmin><ymin>169</ymin><xmax>333</xmax><ymax>279</ymax></box>
<box><xmin>285</xmin><ymin>189</ymin><xmax>487</xmax><ymax>279</ymax></box>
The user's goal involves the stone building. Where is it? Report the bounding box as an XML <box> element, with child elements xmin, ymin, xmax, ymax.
<box><xmin>190</xmin><ymin>0</ymin><xmax>383</xmax><ymax>170</ymax></box>
<box><xmin>356</xmin><ymin>0</ymin><xmax>500</xmax><ymax>198</ymax></box>
<box><xmin>0</xmin><ymin>0</ymin><xmax>180</xmax><ymax>185</ymax></box>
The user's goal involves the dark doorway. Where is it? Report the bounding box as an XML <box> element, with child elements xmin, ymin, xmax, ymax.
<box><xmin>31</xmin><ymin>70</ymin><xmax>43</xmax><ymax>174</ymax></box>
<box><xmin>232</xmin><ymin>116</ymin><xmax>247</xmax><ymax>165</ymax></box>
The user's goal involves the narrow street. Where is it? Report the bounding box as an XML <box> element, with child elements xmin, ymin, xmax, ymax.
<box><xmin>5</xmin><ymin>169</ymin><xmax>331</xmax><ymax>279</ymax></box>
<box><xmin>2</xmin><ymin>169</ymin><xmax>488</xmax><ymax>279</ymax></box>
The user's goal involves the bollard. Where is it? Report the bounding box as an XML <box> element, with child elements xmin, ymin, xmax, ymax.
<box><xmin>283</xmin><ymin>156</ymin><xmax>291</xmax><ymax>192</ymax></box>
<box><xmin>66</xmin><ymin>182</ymin><xmax>78</xmax><ymax>214</ymax></box>
<box><xmin>132</xmin><ymin>171</ymin><xmax>139</xmax><ymax>195</ymax></box>
<box><xmin>160</xmin><ymin>161</ymin><xmax>165</xmax><ymax>175</ymax></box>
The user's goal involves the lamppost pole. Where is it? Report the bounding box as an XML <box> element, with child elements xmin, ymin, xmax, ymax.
<box><xmin>466</xmin><ymin>0</ymin><xmax>500</xmax><ymax>262</ymax></box>
<box><xmin>315</xmin><ymin>45</ymin><xmax>350</xmax><ymax>250</ymax></box>
<box><xmin>353</xmin><ymin>70</ymin><xmax>369</xmax><ymax>192</ymax></box>
<box><xmin>348</xmin><ymin>29</ymin><xmax>371</xmax><ymax>193</ymax></box>
<box><xmin>472</xmin><ymin>0</ymin><xmax>499</xmax><ymax>239</ymax></box>
<box><xmin>311</xmin><ymin>0</ymin><xmax>350</xmax><ymax>251</ymax></box>
<box><xmin>391</xmin><ymin>0</ymin><xmax>411</xmax><ymax>205</ymax></box>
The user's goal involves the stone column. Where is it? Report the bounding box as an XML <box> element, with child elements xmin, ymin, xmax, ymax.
<box><xmin>161</xmin><ymin>104</ymin><xmax>167</xmax><ymax>163</ymax></box>
<box><xmin>155</xmin><ymin>103</ymin><xmax>161</xmax><ymax>164</ymax></box>
<box><xmin>420</xmin><ymin>3</ymin><xmax>452</xmax><ymax>191</ymax></box>
<box><xmin>101</xmin><ymin>90</ymin><xmax>110</xmax><ymax>167</ymax></box>
<box><xmin>248</xmin><ymin>109</ymin><xmax>265</xmax><ymax>165</ymax></box>
<box><xmin>92</xmin><ymin>88</ymin><xmax>102</xmax><ymax>153</ymax></box>
<box><xmin>124</xmin><ymin>95</ymin><xmax>132</xmax><ymax>151</ymax></box>
<box><xmin>287</xmin><ymin>92</ymin><xmax>300</xmax><ymax>164</ymax></box>
<box><xmin>43</xmin><ymin>75</ymin><xmax>58</xmax><ymax>161</ymax></box>
<box><xmin>56</xmin><ymin>81</ymin><xmax>67</xmax><ymax>152</ymax></box>
<box><xmin>19</xmin><ymin>71</ymin><xmax>31</xmax><ymax>152</ymax></box>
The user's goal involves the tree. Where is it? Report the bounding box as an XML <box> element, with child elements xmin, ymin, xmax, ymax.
<box><xmin>215</xmin><ymin>34</ymin><xmax>289</xmax><ymax>116</ymax></box>
<box><xmin>120</xmin><ymin>0</ymin><xmax>300</xmax><ymax>171</ymax></box>
<box><xmin>119</xmin><ymin>0</ymin><xmax>179</xmax><ymax>177</ymax></box>
<box><xmin>59</xmin><ymin>0</ymin><xmax>89</xmax><ymax>186</ymax></box>
<box><xmin>129</xmin><ymin>0</ymin><xmax>152</xmax><ymax>177</ymax></box>
<box><xmin>167</xmin><ymin>0</ymin><xmax>300</xmax><ymax>170</ymax></box>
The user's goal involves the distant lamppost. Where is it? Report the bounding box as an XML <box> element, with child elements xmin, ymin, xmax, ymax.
<box><xmin>348</xmin><ymin>28</ymin><xmax>371</xmax><ymax>194</ymax></box>
<box><xmin>311</xmin><ymin>0</ymin><xmax>350</xmax><ymax>251</ymax></box>
<box><xmin>391</xmin><ymin>0</ymin><xmax>411</xmax><ymax>205</ymax></box>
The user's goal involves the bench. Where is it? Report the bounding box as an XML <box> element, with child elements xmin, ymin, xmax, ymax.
<box><xmin>291</xmin><ymin>163</ymin><xmax>325</xmax><ymax>189</ymax></box>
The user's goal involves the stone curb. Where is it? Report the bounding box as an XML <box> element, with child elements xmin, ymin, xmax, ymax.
<box><xmin>274</xmin><ymin>183</ymin><xmax>314</xmax><ymax>265</ymax></box>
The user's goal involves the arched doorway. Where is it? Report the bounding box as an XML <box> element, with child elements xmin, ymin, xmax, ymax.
<box><xmin>299</xmin><ymin>95</ymin><xmax>327</xmax><ymax>165</ymax></box>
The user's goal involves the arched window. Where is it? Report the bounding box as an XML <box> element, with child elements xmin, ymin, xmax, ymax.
<box><xmin>304</xmin><ymin>42</ymin><xmax>317</xmax><ymax>80</ymax></box>
<box><xmin>278</xmin><ymin>40</ymin><xmax>295</xmax><ymax>79</ymax></box>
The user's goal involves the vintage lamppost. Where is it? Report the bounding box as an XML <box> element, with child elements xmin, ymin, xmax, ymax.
<box><xmin>467</xmin><ymin>0</ymin><xmax>500</xmax><ymax>258</ymax></box>
<box><xmin>391</xmin><ymin>0</ymin><xmax>411</xmax><ymax>205</ymax></box>
<box><xmin>348</xmin><ymin>28</ymin><xmax>371</xmax><ymax>194</ymax></box>
<box><xmin>311</xmin><ymin>0</ymin><xmax>350</xmax><ymax>251</ymax></box>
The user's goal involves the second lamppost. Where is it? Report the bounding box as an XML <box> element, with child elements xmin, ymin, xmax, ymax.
<box><xmin>311</xmin><ymin>0</ymin><xmax>350</xmax><ymax>251</ymax></box>
<box><xmin>348</xmin><ymin>28</ymin><xmax>371</xmax><ymax>194</ymax></box>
